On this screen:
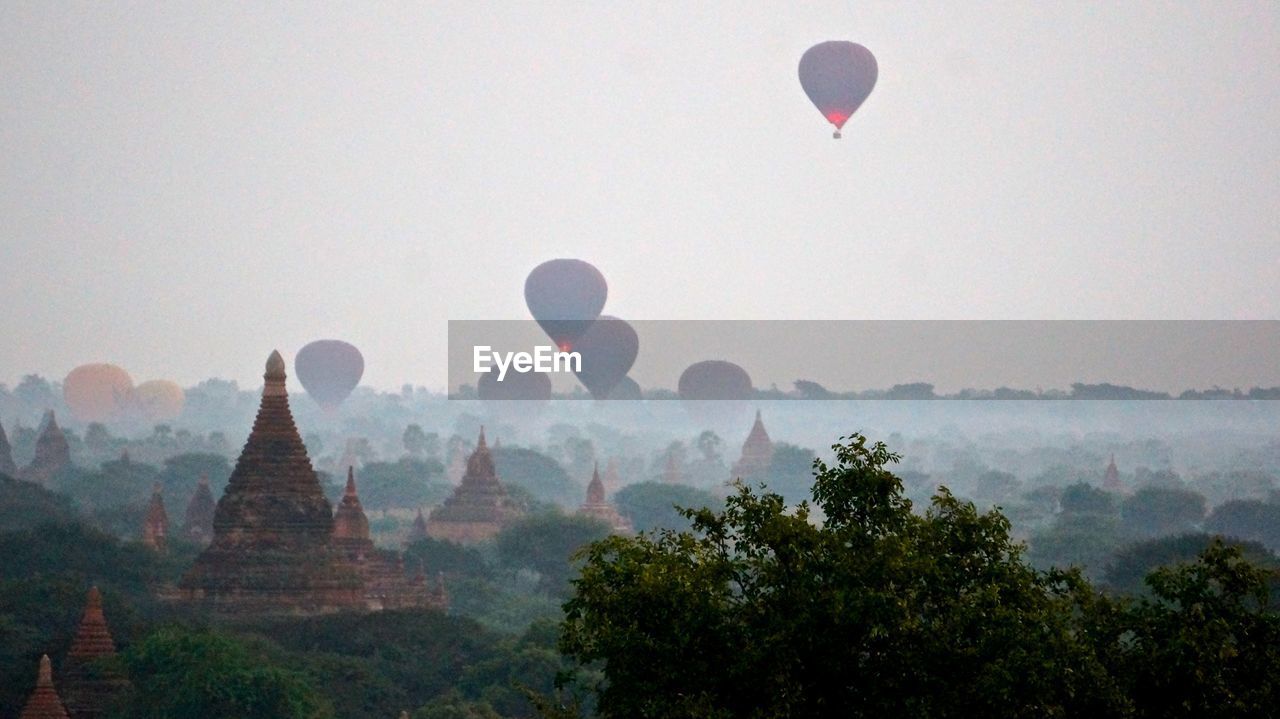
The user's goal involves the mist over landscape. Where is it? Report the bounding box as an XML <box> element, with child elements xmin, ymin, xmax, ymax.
<box><xmin>1</xmin><ymin>2</ymin><xmax>1278</xmax><ymax>718</ymax></box>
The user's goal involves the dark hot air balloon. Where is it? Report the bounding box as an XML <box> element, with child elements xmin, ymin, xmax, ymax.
<box><xmin>64</xmin><ymin>364</ymin><xmax>135</xmax><ymax>423</ymax></box>
<box><xmin>798</xmin><ymin>41</ymin><xmax>878</xmax><ymax>139</ymax></box>
<box><xmin>295</xmin><ymin>340</ymin><xmax>364</xmax><ymax>410</ymax></box>
<box><xmin>604</xmin><ymin>375</ymin><xmax>642</xmax><ymax>401</ymax></box>
<box><xmin>477</xmin><ymin>368</ymin><xmax>552</xmax><ymax>401</ymax></box>
<box><xmin>524</xmin><ymin>259</ymin><xmax>607</xmax><ymax>349</ymax></box>
<box><xmin>573</xmin><ymin>316</ymin><xmax>639</xmax><ymax>399</ymax></box>
<box><xmin>678</xmin><ymin>360</ymin><xmax>754</xmax><ymax>401</ymax></box>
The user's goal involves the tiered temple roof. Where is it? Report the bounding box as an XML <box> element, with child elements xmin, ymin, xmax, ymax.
<box><xmin>578</xmin><ymin>464</ymin><xmax>633</xmax><ymax>534</ymax></box>
<box><xmin>141</xmin><ymin>484</ymin><xmax>168</xmax><ymax>551</ymax></box>
<box><xmin>179</xmin><ymin>351</ymin><xmax>365</xmax><ymax>615</ymax></box>
<box><xmin>18</xmin><ymin>655</ymin><xmax>68</xmax><ymax>719</ymax></box>
<box><xmin>61</xmin><ymin>587</ymin><xmax>129</xmax><ymax>719</ymax></box>
<box><xmin>334</xmin><ymin>468</ymin><xmax>445</xmax><ymax>610</ymax></box>
<box><xmin>427</xmin><ymin>429</ymin><xmax>523</xmax><ymax>544</ymax></box>
<box><xmin>730</xmin><ymin>410</ymin><xmax>775</xmax><ymax>481</ymax></box>
<box><xmin>0</xmin><ymin>421</ymin><xmax>16</xmax><ymax>476</ymax></box>
<box><xmin>20</xmin><ymin>412</ymin><xmax>70</xmax><ymax>485</ymax></box>
<box><xmin>182</xmin><ymin>475</ymin><xmax>216</xmax><ymax>545</ymax></box>
<box><xmin>1104</xmin><ymin>454</ymin><xmax>1123</xmax><ymax>493</ymax></box>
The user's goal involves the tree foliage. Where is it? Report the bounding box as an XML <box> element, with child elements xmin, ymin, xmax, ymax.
<box><xmin>558</xmin><ymin>434</ymin><xmax>1280</xmax><ymax>719</ymax></box>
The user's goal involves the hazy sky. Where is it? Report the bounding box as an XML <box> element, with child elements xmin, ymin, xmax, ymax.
<box><xmin>2</xmin><ymin>2</ymin><xmax>1277</xmax><ymax>390</ymax></box>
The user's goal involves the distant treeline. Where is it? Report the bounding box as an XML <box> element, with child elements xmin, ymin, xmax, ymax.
<box><xmin>524</xmin><ymin>381</ymin><xmax>1280</xmax><ymax>401</ymax></box>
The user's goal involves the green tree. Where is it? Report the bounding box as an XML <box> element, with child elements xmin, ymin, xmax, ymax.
<box><xmin>1103</xmin><ymin>533</ymin><xmax>1277</xmax><ymax>596</ymax></box>
<box><xmin>561</xmin><ymin>435</ymin><xmax>1121</xmax><ymax>718</ymax></box>
<box><xmin>1119</xmin><ymin>486</ymin><xmax>1206</xmax><ymax>539</ymax></box>
<box><xmin>611</xmin><ymin>482</ymin><xmax>718</xmax><ymax>533</ymax></box>
<box><xmin>1205</xmin><ymin>499</ymin><xmax>1280</xmax><ymax>551</ymax></box>
<box><xmin>1103</xmin><ymin>541</ymin><xmax>1280</xmax><ymax>718</ymax></box>
<box><xmin>496</xmin><ymin>512</ymin><xmax>612</xmax><ymax>594</ymax></box>
<box><xmin>492</xmin><ymin>447</ymin><xmax>578</xmax><ymax>507</ymax></box>
<box><xmin>119</xmin><ymin>627</ymin><xmax>333</xmax><ymax>718</ymax></box>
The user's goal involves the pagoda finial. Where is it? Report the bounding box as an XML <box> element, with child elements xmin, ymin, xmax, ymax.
<box><xmin>86</xmin><ymin>586</ymin><xmax>102</xmax><ymax>612</ymax></box>
<box><xmin>264</xmin><ymin>350</ymin><xmax>287</xmax><ymax>396</ymax></box>
<box><xmin>345</xmin><ymin>466</ymin><xmax>357</xmax><ymax>497</ymax></box>
<box><xmin>477</xmin><ymin>426</ymin><xmax>487</xmax><ymax>449</ymax></box>
<box><xmin>37</xmin><ymin>654</ymin><xmax>53</xmax><ymax>687</ymax></box>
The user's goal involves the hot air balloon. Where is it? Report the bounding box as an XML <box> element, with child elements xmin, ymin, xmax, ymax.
<box><xmin>798</xmin><ymin>41</ymin><xmax>878</xmax><ymax>139</ymax></box>
<box><xmin>605</xmin><ymin>376</ymin><xmax>642</xmax><ymax>401</ymax></box>
<box><xmin>134</xmin><ymin>380</ymin><xmax>185</xmax><ymax>421</ymax></box>
<box><xmin>573</xmin><ymin>316</ymin><xmax>639</xmax><ymax>399</ymax></box>
<box><xmin>678</xmin><ymin>360</ymin><xmax>754</xmax><ymax>401</ymax></box>
<box><xmin>524</xmin><ymin>259</ymin><xmax>607</xmax><ymax>349</ymax></box>
<box><xmin>477</xmin><ymin>368</ymin><xmax>552</xmax><ymax>401</ymax></box>
<box><xmin>294</xmin><ymin>340</ymin><xmax>364</xmax><ymax>410</ymax></box>
<box><xmin>64</xmin><ymin>364</ymin><xmax>135</xmax><ymax>423</ymax></box>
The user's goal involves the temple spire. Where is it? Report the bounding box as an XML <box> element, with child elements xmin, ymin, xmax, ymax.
<box><xmin>142</xmin><ymin>483</ymin><xmax>168</xmax><ymax>552</ymax></box>
<box><xmin>263</xmin><ymin>350</ymin><xmax>287</xmax><ymax>397</ymax></box>
<box><xmin>18</xmin><ymin>654</ymin><xmax>68</xmax><ymax>719</ymax></box>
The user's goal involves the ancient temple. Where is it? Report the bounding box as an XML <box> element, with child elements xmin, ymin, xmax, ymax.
<box><xmin>427</xmin><ymin>429</ymin><xmax>523</xmax><ymax>544</ymax></box>
<box><xmin>18</xmin><ymin>655</ymin><xmax>68</xmax><ymax>719</ymax></box>
<box><xmin>20</xmin><ymin>411</ymin><xmax>70</xmax><ymax>485</ymax></box>
<box><xmin>61</xmin><ymin>587</ymin><xmax>129</xmax><ymax>719</ymax></box>
<box><xmin>1104</xmin><ymin>454</ymin><xmax>1123</xmax><ymax>493</ymax></box>
<box><xmin>141</xmin><ymin>484</ymin><xmax>168</xmax><ymax>551</ymax></box>
<box><xmin>179</xmin><ymin>351</ymin><xmax>366</xmax><ymax>615</ymax></box>
<box><xmin>730</xmin><ymin>410</ymin><xmax>775</xmax><ymax>481</ymax></box>
<box><xmin>182</xmin><ymin>475</ymin><xmax>217</xmax><ymax>545</ymax></box>
<box><xmin>578</xmin><ymin>463</ymin><xmax>632</xmax><ymax>534</ymax></box>
<box><xmin>0</xmin><ymin>421</ymin><xmax>16</xmax><ymax>476</ymax></box>
<box><xmin>333</xmin><ymin>467</ymin><xmax>446</xmax><ymax>610</ymax></box>
<box><xmin>406</xmin><ymin>509</ymin><xmax>429</xmax><ymax>546</ymax></box>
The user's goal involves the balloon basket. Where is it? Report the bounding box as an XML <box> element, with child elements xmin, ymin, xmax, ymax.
<box><xmin>833</xmin><ymin>130</ymin><xmax>842</xmax><ymax>139</ymax></box>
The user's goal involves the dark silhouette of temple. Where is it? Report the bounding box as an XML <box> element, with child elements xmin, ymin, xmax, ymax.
<box><xmin>19</xmin><ymin>411</ymin><xmax>70</xmax><ymax>485</ymax></box>
<box><xmin>0</xmin><ymin>421</ymin><xmax>16</xmax><ymax>477</ymax></box>
<box><xmin>426</xmin><ymin>428</ymin><xmax>523</xmax><ymax>544</ymax></box>
<box><xmin>731</xmin><ymin>410</ymin><xmax>775</xmax><ymax>481</ymax></box>
<box><xmin>18</xmin><ymin>655</ymin><xmax>68</xmax><ymax>719</ymax></box>
<box><xmin>182</xmin><ymin>474</ymin><xmax>216</xmax><ymax>545</ymax></box>
<box><xmin>61</xmin><ymin>587</ymin><xmax>129</xmax><ymax>719</ymax></box>
<box><xmin>180</xmin><ymin>351</ymin><xmax>442</xmax><ymax>615</ymax></box>
<box><xmin>140</xmin><ymin>484</ymin><xmax>168</xmax><ymax>552</ymax></box>
<box><xmin>578</xmin><ymin>463</ymin><xmax>632</xmax><ymax>534</ymax></box>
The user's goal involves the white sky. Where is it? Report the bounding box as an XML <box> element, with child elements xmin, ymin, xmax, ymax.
<box><xmin>2</xmin><ymin>2</ymin><xmax>1277</xmax><ymax>390</ymax></box>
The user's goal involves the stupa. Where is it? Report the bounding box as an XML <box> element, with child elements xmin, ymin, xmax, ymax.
<box><xmin>406</xmin><ymin>509</ymin><xmax>429</xmax><ymax>546</ymax></box>
<box><xmin>427</xmin><ymin>429</ymin><xmax>523</xmax><ymax>544</ymax></box>
<box><xmin>61</xmin><ymin>587</ymin><xmax>130</xmax><ymax>719</ymax></box>
<box><xmin>730</xmin><ymin>410</ymin><xmax>775</xmax><ymax>481</ymax></box>
<box><xmin>578</xmin><ymin>463</ymin><xmax>632</xmax><ymax>534</ymax></box>
<box><xmin>179</xmin><ymin>351</ymin><xmax>365</xmax><ymax>615</ymax></box>
<box><xmin>182</xmin><ymin>475</ymin><xmax>216</xmax><ymax>545</ymax></box>
<box><xmin>18</xmin><ymin>655</ymin><xmax>68</xmax><ymax>719</ymax></box>
<box><xmin>1104</xmin><ymin>454</ymin><xmax>1123</xmax><ymax>493</ymax></box>
<box><xmin>141</xmin><ymin>484</ymin><xmax>168</xmax><ymax>551</ymax></box>
<box><xmin>20</xmin><ymin>411</ymin><xmax>70</xmax><ymax>485</ymax></box>
<box><xmin>0</xmin><ymin>421</ymin><xmax>16</xmax><ymax>476</ymax></box>
<box><xmin>333</xmin><ymin>467</ymin><xmax>445</xmax><ymax>610</ymax></box>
